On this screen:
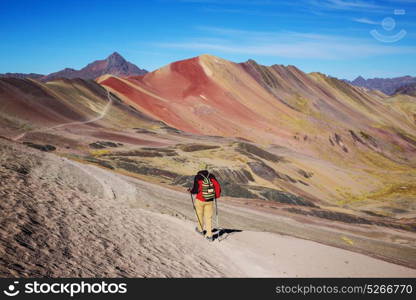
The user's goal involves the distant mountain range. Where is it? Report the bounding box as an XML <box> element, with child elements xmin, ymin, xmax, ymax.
<box><xmin>0</xmin><ymin>73</ymin><xmax>44</xmax><ymax>79</ymax></box>
<box><xmin>0</xmin><ymin>52</ymin><xmax>147</xmax><ymax>82</ymax></box>
<box><xmin>395</xmin><ymin>82</ymin><xmax>416</xmax><ymax>97</ymax></box>
<box><xmin>2</xmin><ymin>52</ymin><xmax>415</xmax><ymax>96</ymax></box>
<box><xmin>345</xmin><ymin>75</ymin><xmax>416</xmax><ymax>95</ymax></box>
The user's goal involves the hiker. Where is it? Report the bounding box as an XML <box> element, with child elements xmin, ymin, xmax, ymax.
<box><xmin>188</xmin><ymin>163</ymin><xmax>221</xmax><ymax>242</ymax></box>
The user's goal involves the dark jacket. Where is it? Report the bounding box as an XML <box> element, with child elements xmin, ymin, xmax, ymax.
<box><xmin>190</xmin><ymin>170</ymin><xmax>221</xmax><ymax>201</ymax></box>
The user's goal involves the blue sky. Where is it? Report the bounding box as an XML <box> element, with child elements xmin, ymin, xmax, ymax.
<box><xmin>0</xmin><ymin>0</ymin><xmax>415</xmax><ymax>79</ymax></box>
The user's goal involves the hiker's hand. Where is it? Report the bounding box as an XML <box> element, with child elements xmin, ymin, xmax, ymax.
<box><xmin>187</xmin><ymin>188</ymin><xmax>191</xmax><ymax>193</ymax></box>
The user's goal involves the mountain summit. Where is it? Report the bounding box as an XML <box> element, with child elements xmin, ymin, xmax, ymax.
<box><xmin>41</xmin><ymin>52</ymin><xmax>147</xmax><ymax>82</ymax></box>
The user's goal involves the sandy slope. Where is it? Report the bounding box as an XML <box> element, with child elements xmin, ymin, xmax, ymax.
<box><xmin>216</xmin><ymin>231</ymin><xmax>415</xmax><ymax>277</ymax></box>
<box><xmin>0</xmin><ymin>141</ymin><xmax>415</xmax><ymax>277</ymax></box>
<box><xmin>155</xmin><ymin>210</ymin><xmax>416</xmax><ymax>277</ymax></box>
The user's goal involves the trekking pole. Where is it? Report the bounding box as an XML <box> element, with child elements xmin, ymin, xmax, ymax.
<box><xmin>214</xmin><ymin>197</ymin><xmax>219</xmax><ymax>228</ymax></box>
<box><xmin>190</xmin><ymin>191</ymin><xmax>203</xmax><ymax>232</ymax></box>
<box><xmin>214</xmin><ymin>197</ymin><xmax>223</xmax><ymax>241</ymax></box>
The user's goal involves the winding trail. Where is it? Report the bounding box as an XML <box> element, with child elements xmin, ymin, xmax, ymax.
<box><xmin>11</xmin><ymin>89</ymin><xmax>113</xmax><ymax>141</ymax></box>
<box><xmin>1</xmin><ymin>139</ymin><xmax>415</xmax><ymax>277</ymax></box>
<box><xmin>58</xmin><ymin>158</ymin><xmax>416</xmax><ymax>277</ymax></box>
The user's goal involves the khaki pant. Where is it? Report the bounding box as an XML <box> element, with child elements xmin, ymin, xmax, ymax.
<box><xmin>194</xmin><ymin>199</ymin><xmax>214</xmax><ymax>237</ymax></box>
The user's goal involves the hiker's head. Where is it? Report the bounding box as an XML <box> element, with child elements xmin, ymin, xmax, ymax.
<box><xmin>198</xmin><ymin>162</ymin><xmax>208</xmax><ymax>171</ymax></box>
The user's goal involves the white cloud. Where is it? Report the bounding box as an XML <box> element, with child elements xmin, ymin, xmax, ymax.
<box><xmin>196</xmin><ymin>26</ymin><xmax>278</xmax><ymax>38</ymax></box>
<box><xmin>153</xmin><ymin>26</ymin><xmax>416</xmax><ymax>60</ymax></box>
<box><xmin>352</xmin><ymin>17</ymin><xmax>380</xmax><ymax>25</ymax></box>
<box><xmin>200</xmin><ymin>6</ymin><xmax>287</xmax><ymax>16</ymax></box>
<box><xmin>196</xmin><ymin>26</ymin><xmax>358</xmax><ymax>42</ymax></box>
<box><xmin>307</xmin><ymin>0</ymin><xmax>390</xmax><ymax>13</ymax></box>
<box><xmin>155</xmin><ymin>40</ymin><xmax>414</xmax><ymax>59</ymax></box>
<box><xmin>175</xmin><ymin>0</ymin><xmax>285</xmax><ymax>4</ymax></box>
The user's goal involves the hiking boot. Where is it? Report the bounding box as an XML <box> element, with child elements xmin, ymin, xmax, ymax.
<box><xmin>206</xmin><ymin>236</ymin><xmax>214</xmax><ymax>242</ymax></box>
<box><xmin>195</xmin><ymin>227</ymin><xmax>205</xmax><ymax>236</ymax></box>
